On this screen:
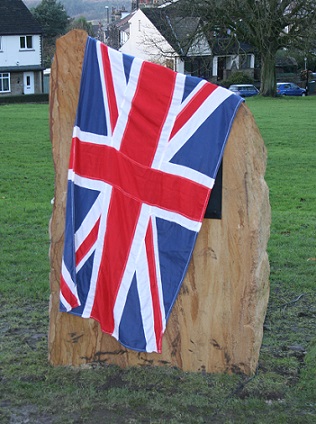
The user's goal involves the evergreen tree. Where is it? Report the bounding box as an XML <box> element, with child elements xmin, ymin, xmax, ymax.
<box><xmin>69</xmin><ymin>16</ymin><xmax>95</xmax><ymax>37</ymax></box>
<box><xmin>32</xmin><ymin>0</ymin><xmax>70</xmax><ymax>67</ymax></box>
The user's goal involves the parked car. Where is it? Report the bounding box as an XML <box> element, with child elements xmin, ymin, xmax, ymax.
<box><xmin>276</xmin><ymin>82</ymin><xmax>306</xmax><ymax>96</ymax></box>
<box><xmin>228</xmin><ymin>84</ymin><xmax>259</xmax><ymax>98</ymax></box>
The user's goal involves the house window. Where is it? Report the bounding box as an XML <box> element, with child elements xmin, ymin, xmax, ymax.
<box><xmin>240</xmin><ymin>54</ymin><xmax>252</xmax><ymax>69</ymax></box>
<box><xmin>0</xmin><ymin>73</ymin><xmax>10</xmax><ymax>92</ymax></box>
<box><xmin>20</xmin><ymin>35</ymin><xmax>33</xmax><ymax>50</ymax></box>
<box><xmin>185</xmin><ymin>57</ymin><xmax>212</xmax><ymax>79</ymax></box>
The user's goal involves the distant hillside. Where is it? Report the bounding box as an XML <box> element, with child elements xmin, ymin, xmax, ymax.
<box><xmin>23</xmin><ymin>0</ymin><xmax>131</xmax><ymax>20</ymax></box>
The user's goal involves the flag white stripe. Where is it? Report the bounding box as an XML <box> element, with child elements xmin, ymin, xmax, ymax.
<box><xmin>96</xmin><ymin>41</ymin><xmax>112</xmax><ymax>139</ymax></box>
<box><xmin>61</xmin><ymin>260</ymin><xmax>80</xmax><ymax>307</ymax></box>
<box><xmin>179</xmin><ymin>79</ymin><xmax>208</xmax><ymax>109</ymax></box>
<box><xmin>136</xmin><ymin>243</ymin><xmax>157</xmax><ymax>352</ymax></box>
<box><xmin>112</xmin><ymin>204</ymin><xmax>151</xmax><ymax>339</ymax></box>
<box><xmin>151</xmin><ymin>72</ymin><xmax>186</xmax><ymax>170</ymax></box>
<box><xmin>151</xmin><ymin>206</ymin><xmax>202</xmax><ymax>232</ymax></box>
<box><xmin>60</xmin><ymin>292</ymin><xmax>72</xmax><ymax>312</ymax></box>
<box><xmin>75</xmin><ymin>195</ymin><xmax>102</xmax><ymax>253</ymax></box>
<box><xmin>111</xmin><ymin>57</ymin><xmax>143</xmax><ymax>150</ymax></box>
<box><xmin>76</xmin><ymin>242</ymin><xmax>97</xmax><ymax>273</ymax></box>
<box><xmin>69</xmin><ymin>172</ymin><xmax>109</xmax><ymax>193</ymax></box>
<box><xmin>151</xmin><ymin>216</ymin><xmax>166</xmax><ymax>332</ymax></box>
<box><xmin>160</xmin><ymin>161</ymin><xmax>214</xmax><ymax>188</ymax></box>
<box><xmin>73</xmin><ymin>126</ymin><xmax>110</xmax><ymax>146</ymax></box>
<box><xmin>82</xmin><ymin>189</ymin><xmax>112</xmax><ymax>317</ymax></box>
<box><xmin>165</xmin><ymin>88</ymin><xmax>232</xmax><ymax>162</ymax></box>
<box><xmin>107</xmin><ymin>47</ymin><xmax>127</xmax><ymax>116</ymax></box>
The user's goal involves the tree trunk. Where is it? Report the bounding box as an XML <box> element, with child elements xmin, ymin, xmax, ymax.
<box><xmin>260</xmin><ymin>50</ymin><xmax>277</xmax><ymax>97</ymax></box>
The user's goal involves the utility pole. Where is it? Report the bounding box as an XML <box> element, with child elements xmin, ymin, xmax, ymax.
<box><xmin>105</xmin><ymin>5</ymin><xmax>109</xmax><ymax>25</ymax></box>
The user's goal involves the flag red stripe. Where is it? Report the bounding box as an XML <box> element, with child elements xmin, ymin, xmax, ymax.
<box><xmin>170</xmin><ymin>83</ymin><xmax>218</xmax><ymax>140</ymax></box>
<box><xmin>69</xmin><ymin>136</ymin><xmax>76</xmax><ymax>169</ymax></box>
<box><xmin>91</xmin><ymin>188</ymin><xmax>142</xmax><ymax>333</ymax></box>
<box><xmin>120</xmin><ymin>61</ymin><xmax>176</xmax><ymax>166</ymax></box>
<box><xmin>100</xmin><ymin>43</ymin><xmax>119</xmax><ymax>132</ymax></box>
<box><xmin>73</xmin><ymin>138</ymin><xmax>209</xmax><ymax>222</ymax></box>
<box><xmin>145</xmin><ymin>220</ymin><xmax>163</xmax><ymax>353</ymax></box>
<box><xmin>60</xmin><ymin>275</ymin><xmax>80</xmax><ymax>308</ymax></box>
<box><xmin>75</xmin><ymin>217</ymin><xmax>101</xmax><ymax>266</ymax></box>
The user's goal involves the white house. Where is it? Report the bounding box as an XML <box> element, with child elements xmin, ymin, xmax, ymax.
<box><xmin>0</xmin><ymin>0</ymin><xmax>44</xmax><ymax>96</ymax></box>
<box><xmin>119</xmin><ymin>8</ymin><xmax>212</xmax><ymax>77</ymax></box>
<box><xmin>116</xmin><ymin>3</ymin><xmax>255</xmax><ymax>82</ymax></box>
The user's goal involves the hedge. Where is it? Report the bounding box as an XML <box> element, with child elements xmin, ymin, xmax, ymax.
<box><xmin>0</xmin><ymin>93</ymin><xmax>49</xmax><ymax>105</ymax></box>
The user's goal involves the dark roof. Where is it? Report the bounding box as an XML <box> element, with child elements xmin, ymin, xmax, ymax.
<box><xmin>142</xmin><ymin>8</ymin><xmax>202</xmax><ymax>56</ymax></box>
<box><xmin>0</xmin><ymin>0</ymin><xmax>42</xmax><ymax>35</ymax></box>
<box><xmin>0</xmin><ymin>64</ymin><xmax>45</xmax><ymax>72</ymax></box>
<box><xmin>116</xmin><ymin>12</ymin><xmax>135</xmax><ymax>32</ymax></box>
<box><xmin>212</xmin><ymin>38</ymin><xmax>254</xmax><ymax>55</ymax></box>
<box><xmin>275</xmin><ymin>56</ymin><xmax>298</xmax><ymax>68</ymax></box>
<box><xmin>141</xmin><ymin>1</ymin><xmax>255</xmax><ymax>57</ymax></box>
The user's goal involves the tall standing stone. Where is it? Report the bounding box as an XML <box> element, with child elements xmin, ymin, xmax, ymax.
<box><xmin>49</xmin><ymin>30</ymin><xmax>270</xmax><ymax>375</ymax></box>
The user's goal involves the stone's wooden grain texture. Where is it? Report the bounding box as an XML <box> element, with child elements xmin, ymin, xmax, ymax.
<box><xmin>49</xmin><ymin>30</ymin><xmax>270</xmax><ymax>375</ymax></box>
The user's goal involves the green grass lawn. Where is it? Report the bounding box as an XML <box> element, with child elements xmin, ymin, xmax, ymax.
<box><xmin>248</xmin><ymin>97</ymin><xmax>316</xmax><ymax>294</ymax></box>
<box><xmin>0</xmin><ymin>104</ymin><xmax>54</xmax><ymax>301</ymax></box>
<box><xmin>0</xmin><ymin>98</ymin><xmax>315</xmax><ymax>423</ymax></box>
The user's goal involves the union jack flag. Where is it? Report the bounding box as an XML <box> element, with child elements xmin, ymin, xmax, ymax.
<box><xmin>60</xmin><ymin>36</ymin><xmax>243</xmax><ymax>353</ymax></box>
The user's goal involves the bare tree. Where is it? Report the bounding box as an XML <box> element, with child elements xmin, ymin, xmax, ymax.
<box><xmin>179</xmin><ymin>0</ymin><xmax>316</xmax><ymax>96</ymax></box>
